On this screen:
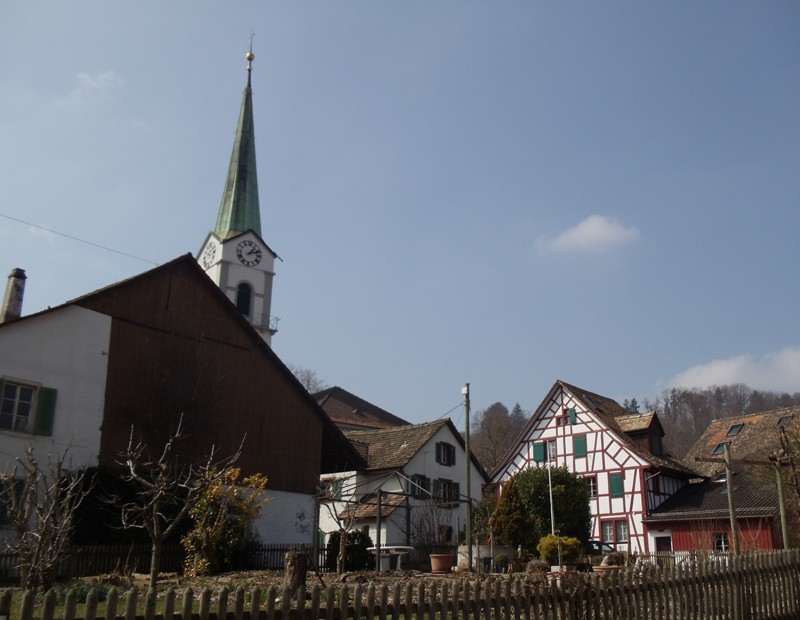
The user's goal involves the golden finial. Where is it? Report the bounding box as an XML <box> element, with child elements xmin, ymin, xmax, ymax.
<box><xmin>247</xmin><ymin>32</ymin><xmax>255</xmax><ymax>72</ymax></box>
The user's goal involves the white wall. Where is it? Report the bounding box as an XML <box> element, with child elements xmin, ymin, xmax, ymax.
<box><xmin>0</xmin><ymin>306</ymin><xmax>110</xmax><ymax>471</ymax></box>
<box><xmin>251</xmin><ymin>489</ymin><xmax>317</xmax><ymax>545</ymax></box>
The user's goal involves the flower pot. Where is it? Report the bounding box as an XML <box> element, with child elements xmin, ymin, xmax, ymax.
<box><xmin>593</xmin><ymin>564</ymin><xmax>623</xmax><ymax>573</ymax></box>
<box><xmin>429</xmin><ymin>553</ymin><xmax>455</xmax><ymax>574</ymax></box>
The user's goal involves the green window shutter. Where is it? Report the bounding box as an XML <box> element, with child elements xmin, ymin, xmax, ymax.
<box><xmin>533</xmin><ymin>441</ymin><xmax>545</xmax><ymax>463</ymax></box>
<box><xmin>449</xmin><ymin>444</ymin><xmax>456</xmax><ymax>466</ymax></box>
<box><xmin>610</xmin><ymin>472</ymin><xmax>624</xmax><ymax>497</ymax></box>
<box><xmin>568</xmin><ymin>407</ymin><xmax>577</xmax><ymax>424</ymax></box>
<box><xmin>574</xmin><ymin>435</ymin><xmax>587</xmax><ymax>458</ymax></box>
<box><xmin>33</xmin><ymin>387</ymin><xmax>57</xmax><ymax>436</ymax></box>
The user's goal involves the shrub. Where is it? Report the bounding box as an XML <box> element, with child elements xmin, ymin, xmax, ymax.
<box><xmin>51</xmin><ymin>582</ymin><xmax>112</xmax><ymax>604</ymax></box>
<box><xmin>526</xmin><ymin>559</ymin><xmax>550</xmax><ymax>574</ymax></box>
<box><xmin>325</xmin><ymin>530</ymin><xmax>375</xmax><ymax>571</ymax></box>
<box><xmin>601</xmin><ymin>551</ymin><xmax>627</xmax><ymax>566</ymax></box>
<box><xmin>537</xmin><ymin>534</ymin><xmax>582</xmax><ymax>565</ymax></box>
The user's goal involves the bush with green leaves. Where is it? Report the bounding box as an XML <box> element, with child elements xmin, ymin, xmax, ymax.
<box><xmin>537</xmin><ymin>534</ymin><xmax>582</xmax><ymax>565</ymax></box>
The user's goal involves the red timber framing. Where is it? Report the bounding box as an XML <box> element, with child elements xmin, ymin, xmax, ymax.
<box><xmin>490</xmin><ymin>380</ymin><xmax>697</xmax><ymax>555</ymax></box>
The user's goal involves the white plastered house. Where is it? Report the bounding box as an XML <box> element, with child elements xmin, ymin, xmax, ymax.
<box><xmin>319</xmin><ymin>418</ymin><xmax>488</xmax><ymax>558</ymax></box>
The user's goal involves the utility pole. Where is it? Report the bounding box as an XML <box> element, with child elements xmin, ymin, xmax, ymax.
<box><xmin>463</xmin><ymin>383</ymin><xmax>472</xmax><ymax>571</ymax></box>
<box><xmin>696</xmin><ymin>449</ymin><xmax>793</xmax><ymax>553</ymax></box>
<box><xmin>723</xmin><ymin>443</ymin><xmax>741</xmax><ymax>555</ymax></box>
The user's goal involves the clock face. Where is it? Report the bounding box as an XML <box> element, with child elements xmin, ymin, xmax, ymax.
<box><xmin>201</xmin><ymin>241</ymin><xmax>217</xmax><ymax>269</ymax></box>
<box><xmin>236</xmin><ymin>239</ymin><xmax>263</xmax><ymax>267</ymax></box>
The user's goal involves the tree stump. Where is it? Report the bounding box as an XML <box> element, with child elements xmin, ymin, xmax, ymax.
<box><xmin>284</xmin><ymin>549</ymin><xmax>309</xmax><ymax>597</ymax></box>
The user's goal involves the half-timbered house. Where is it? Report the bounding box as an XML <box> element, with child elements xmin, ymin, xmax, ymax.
<box><xmin>491</xmin><ymin>380</ymin><xmax>698</xmax><ymax>554</ymax></box>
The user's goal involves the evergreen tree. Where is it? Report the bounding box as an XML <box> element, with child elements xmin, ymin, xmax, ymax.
<box><xmin>491</xmin><ymin>475</ymin><xmax>539</xmax><ymax>552</ymax></box>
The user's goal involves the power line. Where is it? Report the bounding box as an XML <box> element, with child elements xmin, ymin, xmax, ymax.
<box><xmin>0</xmin><ymin>212</ymin><xmax>159</xmax><ymax>266</ymax></box>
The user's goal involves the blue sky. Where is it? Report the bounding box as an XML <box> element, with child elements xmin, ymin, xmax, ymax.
<box><xmin>1</xmin><ymin>2</ymin><xmax>798</xmax><ymax>425</ymax></box>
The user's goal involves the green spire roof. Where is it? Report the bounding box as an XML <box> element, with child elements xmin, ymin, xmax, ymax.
<box><xmin>215</xmin><ymin>55</ymin><xmax>262</xmax><ymax>239</ymax></box>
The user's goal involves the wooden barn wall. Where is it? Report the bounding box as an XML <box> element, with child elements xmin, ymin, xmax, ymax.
<box><xmin>77</xmin><ymin>262</ymin><xmax>324</xmax><ymax>494</ymax></box>
<box><xmin>664</xmin><ymin>518</ymin><xmax>776</xmax><ymax>552</ymax></box>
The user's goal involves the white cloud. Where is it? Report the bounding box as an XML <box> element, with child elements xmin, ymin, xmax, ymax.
<box><xmin>667</xmin><ymin>347</ymin><xmax>800</xmax><ymax>393</ymax></box>
<box><xmin>538</xmin><ymin>215</ymin><xmax>640</xmax><ymax>254</ymax></box>
<box><xmin>52</xmin><ymin>70</ymin><xmax>125</xmax><ymax>108</ymax></box>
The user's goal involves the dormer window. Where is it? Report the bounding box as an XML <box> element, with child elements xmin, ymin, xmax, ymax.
<box><xmin>727</xmin><ymin>423</ymin><xmax>744</xmax><ymax>436</ymax></box>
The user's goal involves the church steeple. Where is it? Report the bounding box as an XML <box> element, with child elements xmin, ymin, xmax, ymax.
<box><xmin>198</xmin><ymin>43</ymin><xmax>278</xmax><ymax>346</ymax></box>
<box><xmin>215</xmin><ymin>47</ymin><xmax>261</xmax><ymax>239</ymax></box>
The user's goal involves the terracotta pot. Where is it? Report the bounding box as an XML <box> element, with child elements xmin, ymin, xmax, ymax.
<box><xmin>593</xmin><ymin>564</ymin><xmax>623</xmax><ymax>573</ymax></box>
<box><xmin>429</xmin><ymin>553</ymin><xmax>455</xmax><ymax>574</ymax></box>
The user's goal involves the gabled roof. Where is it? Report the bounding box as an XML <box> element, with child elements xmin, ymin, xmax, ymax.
<box><xmin>346</xmin><ymin>418</ymin><xmax>489</xmax><ymax>482</ymax></box>
<box><xmin>491</xmin><ymin>380</ymin><xmax>698</xmax><ymax>480</ymax></box>
<box><xmin>2</xmin><ymin>254</ymin><xmax>365</xmax><ymax>474</ymax></box>
<box><xmin>646</xmin><ymin>473</ymin><xmax>778</xmax><ymax>522</ymax></box>
<box><xmin>684</xmin><ymin>405</ymin><xmax>800</xmax><ymax>478</ymax></box>
<box><xmin>616</xmin><ymin>411</ymin><xmax>661</xmax><ymax>435</ymax></box>
<box><xmin>347</xmin><ymin>419</ymin><xmax>451</xmax><ymax>470</ymax></box>
<box><xmin>341</xmin><ymin>492</ymin><xmax>405</xmax><ymax>520</ymax></box>
<box><xmin>314</xmin><ymin>386</ymin><xmax>410</xmax><ymax>431</ymax></box>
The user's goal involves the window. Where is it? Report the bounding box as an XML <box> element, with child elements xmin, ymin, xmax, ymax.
<box><xmin>585</xmin><ymin>475</ymin><xmax>597</xmax><ymax>498</ymax></box>
<box><xmin>714</xmin><ymin>532</ymin><xmax>729</xmax><ymax>552</ymax></box>
<box><xmin>602</xmin><ymin>521</ymin><xmax>614</xmax><ymax>543</ymax></box>
<box><xmin>0</xmin><ymin>379</ymin><xmax>56</xmax><ymax>436</ymax></box>
<box><xmin>602</xmin><ymin>519</ymin><xmax>628</xmax><ymax>544</ymax></box>
<box><xmin>712</xmin><ymin>443</ymin><xmax>726</xmax><ymax>455</ymax></box>
<box><xmin>609</xmin><ymin>472</ymin><xmax>624</xmax><ymax>497</ymax></box>
<box><xmin>236</xmin><ymin>283</ymin><xmax>252</xmax><ymax>316</ymax></box>
<box><xmin>573</xmin><ymin>434</ymin><xmax>587</xmax><ymax>458</ymax></box>
<box><xmin>435</xmin><ymin>442</ymin><xmax>456</xmax><ymax>466</ymax></box>
<box><xmin>727</xmin><ymin>424</ymin><xmax>744</xmax><ymax>436</ymax></box>
<box><xmin>410</xmin><ymin>474</ymin><xmax>431</xmax><ymax>499</ymax></box>
<box><xmin>546</xmin><ymin>440</ymin><xmax>557</xmax><ymax>462</ymax></box>
<box><xmin>615</xmin><ymin>520</ymin><xmax>629</xmax><ymax>543</ymax></box>
<box><xmin>533</xmin><ymin>440</ymin><xmax>556</xmax><ymax>463</ymax></box>
<box><xmin>777</xmin><ymin>415</ymin><xmax>794</xmax><ymax>429</ymax></box>
<box><xmin>322</xmin><ymin>478</ymin><xmax>343</xmax><ymax>501</ymax></box>
<box><xmin>432</xmin><ymin>479</ymin><xmax>459</xmax><ymax>503</ymax></box>
<box><xmin>567</xmin><ymin>407</ymin><xmax>578</xmax><ymax>424</ymax></box>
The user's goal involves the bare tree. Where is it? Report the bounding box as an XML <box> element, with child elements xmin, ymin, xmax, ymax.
<box><xmin>288</xmin><ymin>364</ymin><xmax>328</xmax><ymax>394</ymax></box>
<box><xmin>471</xmin><ymin>402</ymin><xmax>526</xmax><ymax>471</ymax></box>
<box><xmin>0</xmin><ymin>447</ymin><xmax>92</xmax><ymax>591</ymax></box>
<box><xmin>111</xmin><ymin>418</ymin><xmax>242</xmax><ymax>589</ymax></box>
<box><xmin>318</xmin><ymin>476</ymin><xmax>359</xmax><ymax>573</ymax></box>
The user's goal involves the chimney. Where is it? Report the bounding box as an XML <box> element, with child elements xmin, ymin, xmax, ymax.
<box><xmin>1</xmin><ymin>268</ymin><xmax>27</xmax><ymax>323</ymax></box>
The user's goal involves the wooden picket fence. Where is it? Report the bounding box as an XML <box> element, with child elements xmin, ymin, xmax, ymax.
<box><xmin>2</xmin><ymin>550</ymin><xmax>799</xmax><ymax>620</ymax></box>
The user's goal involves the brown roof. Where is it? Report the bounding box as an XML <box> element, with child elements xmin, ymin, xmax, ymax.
<box><xmin>684</xmin><ymin>405</ymin><xmax>800</xmax><ymax>478</ymax></box>
<box><xmin>340</xmin><ymin>493</ymin><xmax>405</xmax><ymax>520</ymax></box>
<box><xmin>315</xmin><ymin>386</ymin><xmax>410</xmax><ymax>431</ymax></box>
<box><xmin>559</xmin><ymin>381</ymin><xmax>698</xmax><ymax>477</ymax></box>
<box><xmin>347</xmin><ymin>419</ymin><xmax>451</xmax><ymax>470</ymax></box>
<box><xmin>491</xmin><ymin>380</ymin><xmax>698</xmax><ymax>480</ymax></box>
<box><xmin>646</xmin><ymin>472</ymin><xmax>779</xmax><ymax>522</ymax></box>
<box><xmin>616</xmin><ymin>411</ymin><xmax>657</xmax><ymax>434</ymax></box>
<box><xmin>346</xmin><ymin>418</ymin><xmax>490</xmax><ymax>482</ymax></box>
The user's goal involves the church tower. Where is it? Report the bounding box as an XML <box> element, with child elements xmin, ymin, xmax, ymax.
<box><xmin>198</xmin><ymin>47</ymin><xmax>278</xmax><ymax>345</ymax></box>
